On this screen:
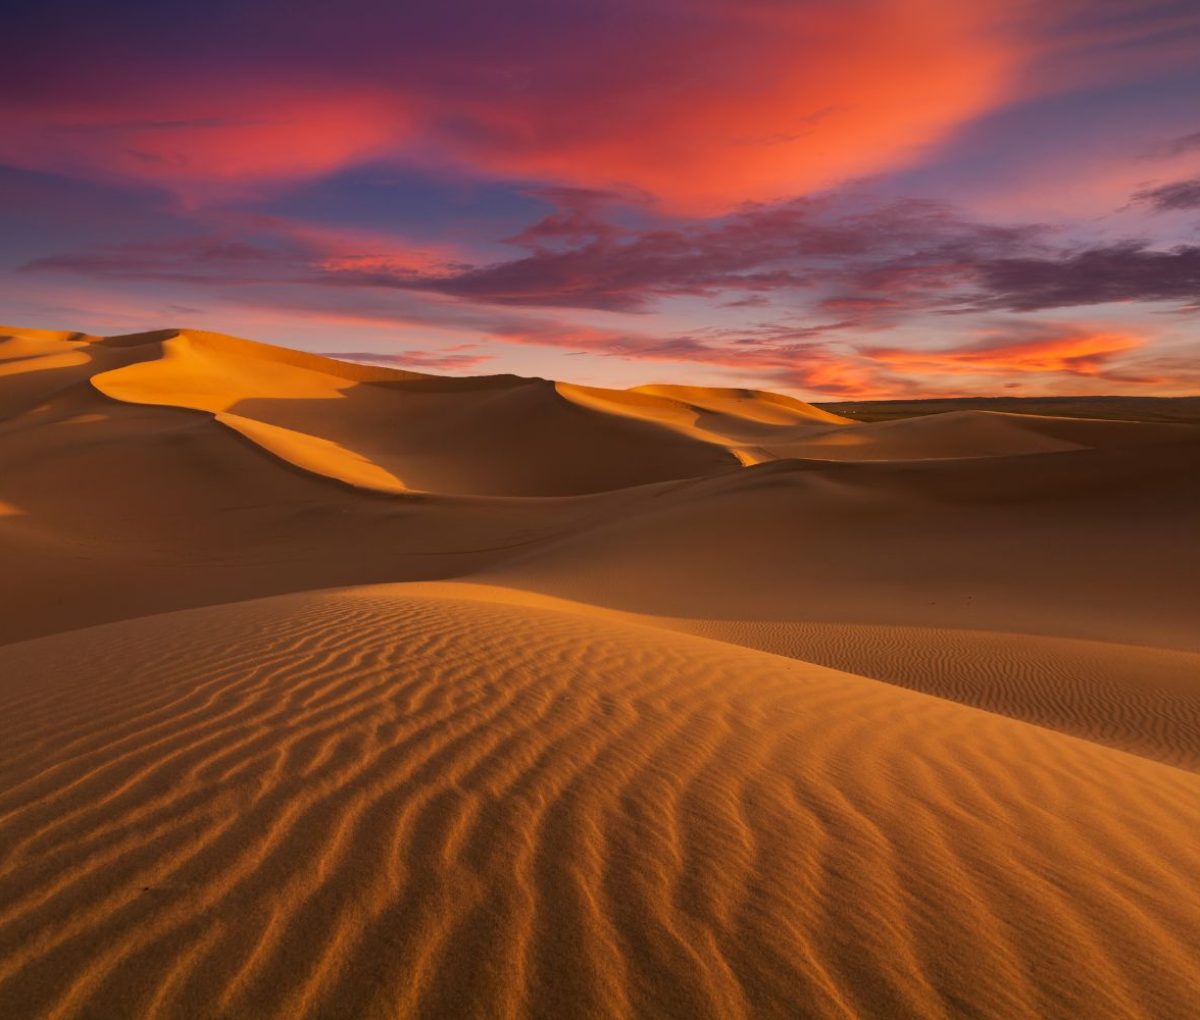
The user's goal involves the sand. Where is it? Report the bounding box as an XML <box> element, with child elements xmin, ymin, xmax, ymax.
<box><xmin>2</xmin><ymin>325</ymin><xmax>1199</xmax><ymax>1018</ymax></box>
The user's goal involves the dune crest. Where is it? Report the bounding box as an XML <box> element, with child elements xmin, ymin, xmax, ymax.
<box><xmin>87</xmin><ymin>328</ymin><xmax>742</xmax><ymax>495</ymax></box>
<box><xmin>557</xmin><ymin>381</ymin><xmax>850</xmax><ymax>465</ymax></box>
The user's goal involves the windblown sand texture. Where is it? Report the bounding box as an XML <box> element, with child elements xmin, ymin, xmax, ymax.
<box><xmin>2</xmin><ymin>326</ymin><xmax>1199</xmax><ymax>1018</ymax></box>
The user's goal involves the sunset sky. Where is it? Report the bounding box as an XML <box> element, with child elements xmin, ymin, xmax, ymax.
<box><xmin>3</xmin><ymin>0</ymin><xmax>1199</xmax><ymax>398</ymax></box>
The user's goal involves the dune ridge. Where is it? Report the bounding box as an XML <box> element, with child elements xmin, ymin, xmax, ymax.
<box><xmin>3</xmin><ymin>323</ymin><xmax>1200</xmax><ymax>1017</ymax></box>
<box><xmin>84</xmin><ymin>328</ymin><xmax>744</xmax><ymax>496</ymax></box>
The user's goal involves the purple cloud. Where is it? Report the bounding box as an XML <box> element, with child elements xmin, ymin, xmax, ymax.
<box><xmin>1133</xmin><ymin>176</ymin><xmax>1200</xmax><ymax>211</ymax></box>
<box><xmin>972</xmin><ymin>242</ymin><xmax>1200</xmax><ymax>312</ymax></box>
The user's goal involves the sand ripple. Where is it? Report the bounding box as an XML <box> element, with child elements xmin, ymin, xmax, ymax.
<box><xmin>2</xmin><ymin>587</ymin><xmax>1199</xmax><ymax>1019</ymax></box>
<box><xmin>674</xmin><ymin>619</ymin><xmax>1200</xmax><ymax>769</ymax></box>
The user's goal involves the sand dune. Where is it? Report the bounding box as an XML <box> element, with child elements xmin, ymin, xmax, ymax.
<box><xmin>3</xmin><ymin>323</ymin><xmax>1200</xmax><ymax>1017</ymax></box>
<box><xmin>7</xmin><ymin>325</ymin><xmax>1189</xmax><ymax>500</ymax></box>
<box><xmin>557</xmin><ymin>381</ymin><xmax>849</xmax><ymax>465</ymax></box>
<box><xmin>478</xmin><ymin>449</ymin><xmax>1200</xmax><ymax>652</ymax></box>
<box><xmin>3</xmin><ymin>588</ymin><xmax>1200</xmax><ymax>1019</ymax></box>
<box><xmin>89</xmin><ymin>329</ymin><xmax>741</xmax><ymax>495</ymax></box>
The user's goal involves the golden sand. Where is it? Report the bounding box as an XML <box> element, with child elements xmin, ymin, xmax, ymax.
<box><xmin>2</xmin><ymin>325</ymin><xmax>1198</xmax><ymax>1018</ymax></box>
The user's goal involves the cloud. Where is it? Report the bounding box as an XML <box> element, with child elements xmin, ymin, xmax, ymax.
<box><xmin>0</xmin><ymin>88</ymin><xmax>408</xmax><ymax>201</ymax></box>
<box><xmin>21</xmin><ymin>220</ymin><xmax>461</xmax><ymax>287</ymax></box>
<box><xmin>340</xmin><ymin>195</ymin><xmax>1040</xmax><ymax>313</ymax></box>
<box><xmin>1152</xmin><ymin>129</ymin><xmax>1200</xmax><ymax>159</ymax></box>
<box><xmin>20</xmin><ymin>195</ymin><xmax>1026</xmax><ymax>315</ymax></box>
<box><xmin>15</xmin><ymin>187</ymin><xmax>1197</xmax><ymax>401</ymax></box>
<box><xmin>481</xmin><ymin>319</ymin><xmax>906</xmax><ymax>398</ymax></box>
<box><xmin>23</xmin><ymin>235</ymin><xmax>308</xmax><ymax>284</ymax></box>
<box><xmin>861</xmin><ymin>323</ymin><xmax>1159</xmax><ymax>384</ymax></box>
<box><xmin>1024</xmin><ymin>1</ymin><xmax>1200</xmax><ymax>96</ymax></box>
<box><xmin>972</xmin><ymin>242</ymin><xmax>1200</xmax><ymax>311</ymax></box>
<box><xmin>1132</xmin><ymin>176</ymin><xmax>1200</xmax><ymax>211</ymax></box>
<box><xmin>321</xmin><ymin>348</ymin><xmax>493</xmax><ymax>372</ymax></box>
<box><xmin>426</xmin><ymin>0</ymin><xmax>1028</xmax><ymax>212</ymax></box>
<box><xmin>320</xmin><ymin>192</ymin><xmax>1200</xmax><ymax>324</ymax></box>
<box><xmin>23</xmin><ymin>188</ymin><xmax>1200</xmax><ymax>327</ymax></box>
<box><xmin>0</xmin><ymin>1</ymin><xmax>1030</xmax><ymax>211</ymax></box>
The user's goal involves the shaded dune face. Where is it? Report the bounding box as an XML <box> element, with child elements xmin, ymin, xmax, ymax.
<box><xmin>2</xmin><ymin>589</ymin><xmax>1199</xmax><ymax>1019</ymax></box>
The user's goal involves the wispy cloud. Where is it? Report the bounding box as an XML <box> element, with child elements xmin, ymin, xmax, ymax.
<box><xmin>971</xmin><ymin>242</ymin><xmax>1200</xmax><ymax>312</ymax></box>
<box><xmin>862</xmin><ymin>324</ymin><xmax>1157</xmax><ymax>384</ymax></box>
<box><xmin>321</xmin><ymin>347</ymin><xmax>493</xmax><ymax>372</ymax></box>
<box><xmin>1132</xmin><ymin>176</ymin><xmax>1200</xmax><ymax>211</ymax></box>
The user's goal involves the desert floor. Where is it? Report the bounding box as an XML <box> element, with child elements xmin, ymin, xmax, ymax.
<box><xmin>2</xmin><ymin>326</ymin><xmax>1199</xmax><ymax>1018</ymax></box>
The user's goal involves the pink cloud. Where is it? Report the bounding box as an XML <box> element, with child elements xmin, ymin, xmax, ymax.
<box><xmin>433</xmin><ymin>1</ymin><xmax>1030</xmax><ymax>212</ymax></box>
<box><xmin>0</xmin><ymin>86</ymin><xmax>408</xmax><ymax>201</ymax></box>
<box><xmin>0</xmin><ymin>2</ymin><xmax>1033</xmax><ymax>212</ymax></box>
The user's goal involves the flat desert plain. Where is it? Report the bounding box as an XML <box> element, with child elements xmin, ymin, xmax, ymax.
<box><xmin>2</xmin><ymin>325</ymin><xmax>1199</xmax><ymax>1019</ymax></box>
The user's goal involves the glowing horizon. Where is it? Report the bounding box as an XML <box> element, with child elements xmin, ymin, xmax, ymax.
<box><xmin>3</xmin><ymin>0</ymin><xmax>1198</xmax><ymax>399</ymax></box>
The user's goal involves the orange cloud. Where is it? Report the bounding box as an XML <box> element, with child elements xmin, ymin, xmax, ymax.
<box><xmin>0</xmin><ymin>1</ymin><xmax>1029</xmax><ymax>212</ymax></box>
<box><xmin>484</xmin><ymin>321</ymin><xmax>909</xmax><ymax>399</ymax></box>
<box><xmin>443</xmin><ymin>0</ymin><xmax>1028</xmax><ymax>212</ymax></box>
<box><xmin>863</xmin><ymin>328</ymin><xmax>1151</xmax><ymax>379</ymax></box>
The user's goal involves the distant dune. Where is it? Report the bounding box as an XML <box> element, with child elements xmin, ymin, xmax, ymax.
<box><xmin>819</xmin><ymin>394</ymin><xmax>1200</xmax><ymax>424</ymax></box>
<box><xmin>3</xmin><ymin>325</ymin><xmax>1199</xmax><ymax>1018</ymax></box>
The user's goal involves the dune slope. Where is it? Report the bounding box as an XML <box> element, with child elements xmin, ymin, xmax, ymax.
<box><xmin>2</xmin><ymin>586</ymin><xmax>1200</xmax><ymax>1019</ymax></box>
<box><xmin>370</xmin><ymin>583</ymin><xmax>1200</xmax><ymax>770</ymax></box>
